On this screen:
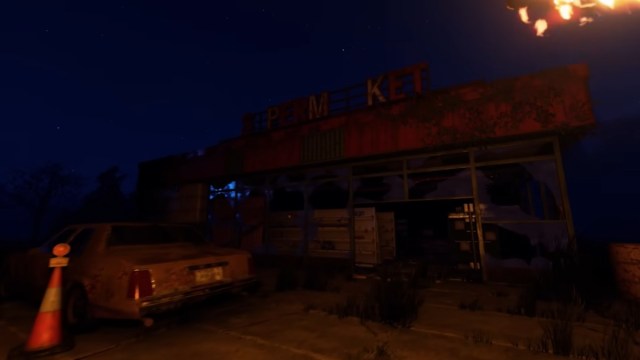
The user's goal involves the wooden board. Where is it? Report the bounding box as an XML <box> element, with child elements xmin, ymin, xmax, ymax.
<box><xmin>377</xmin><ymin>212</ymin><xmax>396</xmax><ymax>261</ymax></box>
<box><xmin>354</xmin><ymin>207</ymin><xmax>379</xmax><ymax>265</ymax></box>
<box><xmin>309</xmin><ymin>209</ymin><xmax>351</xmax><ymax>259</ymax></box>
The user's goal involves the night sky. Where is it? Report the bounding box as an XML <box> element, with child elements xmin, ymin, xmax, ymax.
<box><xmin>1</xmin><ymin>0</ymin><xmax>639</xmax><ymax>196</ymax></box>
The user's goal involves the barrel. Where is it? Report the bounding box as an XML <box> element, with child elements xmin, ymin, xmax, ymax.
<box><xmin>609</xmin><ymin>243</ymin><xmax>640</xmax><ymax>300</ymax></box>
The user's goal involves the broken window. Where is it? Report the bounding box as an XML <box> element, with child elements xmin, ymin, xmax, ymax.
<box><xmin>307</xmin><ymin>167</ymin><xmax>349</xmax><ymax>181</ymax></box>
<box><xmin>477</xmin><ymin>160</ymin><xmax>563</xmax><ymax>221</ymax></box>
<box><xmin>483</xmin><ymin>222</ymin><xmax>568</xmax><ymax>269</ymax></box>
<box><xmin>269</xmin><ymin>186</ymin><xmax>304</xmax><ymax>211</ymax></box>
<box><xmin>407</xmin><ymin>169</ymin><xmax>472</xmax><ymax>200</ymax></box>
<box><xmin>308</xmin><ymin>179</ymin><xmax>349</xmax><ymax>209</ymax></box>
<box><xmin>353</xmin><ymin>174</ymin><xmax>404</xmax><ymax>203</ymax></box>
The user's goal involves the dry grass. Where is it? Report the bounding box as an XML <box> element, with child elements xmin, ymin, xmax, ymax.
<box><xmin>346</xmin><ymin>342</ymin><xmax>394</xmax><ymax>360</ymax></box>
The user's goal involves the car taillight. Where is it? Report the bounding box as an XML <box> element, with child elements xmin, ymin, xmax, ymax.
<box><xmin>127</xmin><ymin>269</ymin><xmax>154</xmax><ymax>300</ymax></box>
<box><xmin>247</xmin><ymin>257</ymin><xmax>256</xmax><ymax>276</ymax></box>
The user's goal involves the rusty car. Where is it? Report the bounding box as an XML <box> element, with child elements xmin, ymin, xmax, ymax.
<box><xmin>2</xmin><ymin>223</ymin><xmax>258</xmax><ymax>327</ymax></box>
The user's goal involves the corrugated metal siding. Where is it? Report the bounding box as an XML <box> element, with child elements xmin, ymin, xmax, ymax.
<box><xmin>302</xmin><ymin>128</ymin><xmax>345</xmax><ymax>163</ymax></box>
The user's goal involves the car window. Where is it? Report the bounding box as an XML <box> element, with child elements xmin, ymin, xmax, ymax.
<box><xmin>68</xmin><ymin>228</ymin><xmax>95</xmax><ymax>257</ymax></box>
<box><xmin>108</xmin><ymin>225</ymin><xmax>205</xmax><ymax>247</ymax></box>
<box><xmin>41</xmin><ymin>227</ymin><xmax>78</xmax><ymax>253</ymax></box>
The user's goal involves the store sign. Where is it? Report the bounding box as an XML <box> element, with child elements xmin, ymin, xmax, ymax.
<box><xmin>243</xmin><ymin>63</ymin><xmax>429</xmax><ymax>132</ymax></box>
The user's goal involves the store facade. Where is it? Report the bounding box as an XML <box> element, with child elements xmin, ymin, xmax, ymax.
<box><xmin>137</xmin><ymin>63</ymin><xmax>595</xmax><ymax>282</ymax></box>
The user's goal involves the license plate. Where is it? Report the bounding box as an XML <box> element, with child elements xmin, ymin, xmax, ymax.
<box><xmin>194</xmin><ymin>266</ymin><xmax>223</xmax><ymax>284</ymax></box>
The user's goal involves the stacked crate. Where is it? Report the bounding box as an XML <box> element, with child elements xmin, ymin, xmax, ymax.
<box><xmin>354</xmin><ymin>207</ymin><xmax>380</xmax><ymax>266</ymax></box>
<box><xmin>267</xmin><ymin>211</ymin><xmax>304</xmax><ymax>255</ymax></box>
<box><xmin>309</xmin><ymin>209</ymin><xmax>351</xmax><ymax>259</ymax></box>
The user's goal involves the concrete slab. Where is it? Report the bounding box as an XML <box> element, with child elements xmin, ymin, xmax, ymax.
<box><xmin>2</xmin><ymin>278</ymin><xmax>635</xmax><ymax>360</ymax></box>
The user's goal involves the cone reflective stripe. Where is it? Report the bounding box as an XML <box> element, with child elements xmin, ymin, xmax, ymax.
<box><xmin>25</xmin><ymin>266</ymin><xmax>63</xmax><ymax>351</ymax></box>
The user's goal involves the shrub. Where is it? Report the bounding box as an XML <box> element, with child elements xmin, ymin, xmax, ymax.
<box><xmin>508</xmin><ymin>286</ymin><xmax>537</xmax><ymax>317</ymax></box>
<box><xmin>459</xmin><ymin>298</ymin><xmax>483</xmax><ymax>312</ymax></box>
<box><xmin>347</xmin><ymin>341</ymin><xmax>393</xmax><ymax>360</ymax></box>
<box><xmin>465</xmin><ymin>330</ymin><xmax>493</xmax><ymax>345</ymax></box>
<box><xmin>609</xmin><ymin>300</ymin><xmax>640</xmax><ymax>333</ymax></box>
<box><xmin>369</xmin><ymin>276</ymin><xmax>424</xmax><ymax>327</ymax></box>
<box><xmin>328</xmin><ymin>273</ymin><xmax>425</xmax><ymax>327</ymax></box>
<box><xmin>540</xmin><ymin>317</ymin><xmax>574</xmax><ymax>356</ymax></box>
<box><xmin>528</xmin><ymin>299</ymin><xmax>587</xmax><ymax>357</ymax></box>
<box><xmin>573</xmin><ymin>325</ymin><xmax>635</xmax><ymax>360</ymax></box>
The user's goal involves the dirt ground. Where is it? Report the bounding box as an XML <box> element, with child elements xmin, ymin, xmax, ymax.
<box><xmin>1</xmin><ymin>266</ymin><xmax>637</xmax><ymax>360</ymax></box>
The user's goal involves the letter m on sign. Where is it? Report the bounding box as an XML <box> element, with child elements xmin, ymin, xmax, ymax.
<box><xmin>308</xmin><ymin>92</ymin><xmax>329</xmax><ymax>120</ymax></box>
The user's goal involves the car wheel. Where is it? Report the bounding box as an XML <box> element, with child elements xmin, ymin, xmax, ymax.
<box><xmin>64</xmin><ymin>286</ymin><xmax>95</xmax><ymax>332</ymax></box>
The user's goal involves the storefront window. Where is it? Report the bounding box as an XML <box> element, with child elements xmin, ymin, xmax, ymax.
<box><xmin>353</xmin><ymin>160</ymin><xmax>403</xmax><ymax>176</ymax></box>
<box><xmin>477</xmin><ymin>160</ymin><xmax>563</xmax><ymax>221</ymax></box>
<box><xmin>406</xmin><ymin>152</ymin><xmax>469</xmax><ymax>170</ymax></box>
<box><xmin>269</xmin><ymin>187</ymin><xmax>304</xmax><ymax>211</ymax></box>
<box><xmin>307</xmin><ymin>167</ymin><xmax>349</xmax><ymax>181</ymax></box>
<box><xmin>483</xmin><ymin>222</ymin><xmax>568</xmax><ymax>270</ymax></box>
<box><xmin>308</xmin><ymin>179</ymin><xmax>349</xmax><ymax>209</ymax></box>
<box><xmin>407</xmin><ymin>169</ymin><xmax>472</xmax><ymax>200</ymax></box>
<box><xmin>353</xmin><ymin>174</ymin><xmax>404</xmax><ymax>203</ymax></box>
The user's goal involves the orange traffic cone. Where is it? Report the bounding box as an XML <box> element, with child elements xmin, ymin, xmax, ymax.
<box><xmin>7</xmin><ymin>260</ymin><xmax>74</xmax><ymax>359</ymax></box>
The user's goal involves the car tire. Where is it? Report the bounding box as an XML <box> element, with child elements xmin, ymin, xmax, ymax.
<box><xmin>64</xmin><ymin>286</ymin><xmax>95</xmax><ymax>333</ymax></box>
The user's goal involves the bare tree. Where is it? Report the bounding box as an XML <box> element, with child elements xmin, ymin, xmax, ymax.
<box><xmin>77</xmin><ymin>166</ymin><xmax>132</xmax><ymax>223</ymax></box>
<box><xmin>5</xmin><ymin>163</ymin><xmax>83</xmax><ymax>245</ymax></box>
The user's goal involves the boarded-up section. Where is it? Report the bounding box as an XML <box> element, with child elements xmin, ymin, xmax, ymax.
<box><xmin>354</xmin><ymin>207</ymin><xmax>379</xmax><ymax>266</ymax></box>
<box><xmin>267</xmin><ymin>211</ymin><xmax>304</xmax><ymax>255</ymax></box>
<box><xmin>309</xmin><ymin>209</ymin><xmax>351</xmax><ymax>258</ymax></box>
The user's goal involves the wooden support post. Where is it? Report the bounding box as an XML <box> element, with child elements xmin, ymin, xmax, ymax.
<box><xmin>553</xmin><ymin>137</ymin><xmax>576</xmax><ymax>252</ymax></box>
<box><xmin>469</xmin><ymin>150</ymin><xmax>488</xmax><ymax>282</ymax></box>
<box><xmin>540</xmin><ymin>181</ymin><xmax>549</xmax><ymax>220</ymax></box>
<box><xmin>302</xmin><ymin>181</ymin><xmax>311</xmax><ymax>259</ymax></box>
<box><xmin>527</xmin><ymin>182</ymin><xmax>535</xmax><ymax>217</ymax></box>
<box><xmin>403</xmin><ymin>159</ymin><xmax>409</xmax><ymax>201</ymax></box>
<box><xmin>348</xmin><ymin>169</ymin><xmax>356</xmax><ymax>269</ymax></box>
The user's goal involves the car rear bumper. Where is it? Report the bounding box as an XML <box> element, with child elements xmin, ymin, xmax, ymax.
<box><xmin>139</xmin><ymin>276</ymin><xmax>259</xmax><ymax>316</ymax></box>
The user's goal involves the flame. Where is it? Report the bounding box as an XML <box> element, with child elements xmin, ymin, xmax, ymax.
<box><xmin>559</xmin><ymin>4</ymin><xmax>574</xmax><ymax>19</ymax></box>
<box><xmin>519</xmin><ymin>7</ymin><xmax>531</xmax><ymax>23</ymax></box>
<box><xmin>509</xmin><ymin>0</ymin><xmax>640</xmax><ymax>36</ymax></box>
<box><xmin>579</xmin><ymin>16</ymin><xmax>595</xmax><ymax>25</ymax></box>
<box><xmin>535</xmin><ymin>19</ymin><xmax>549</xmax><ymax>36</ymax></box>
<box><xmin>599</xmin><ymin>0</ymin><xmax>616</xmax><ymax>8</ymax></box>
